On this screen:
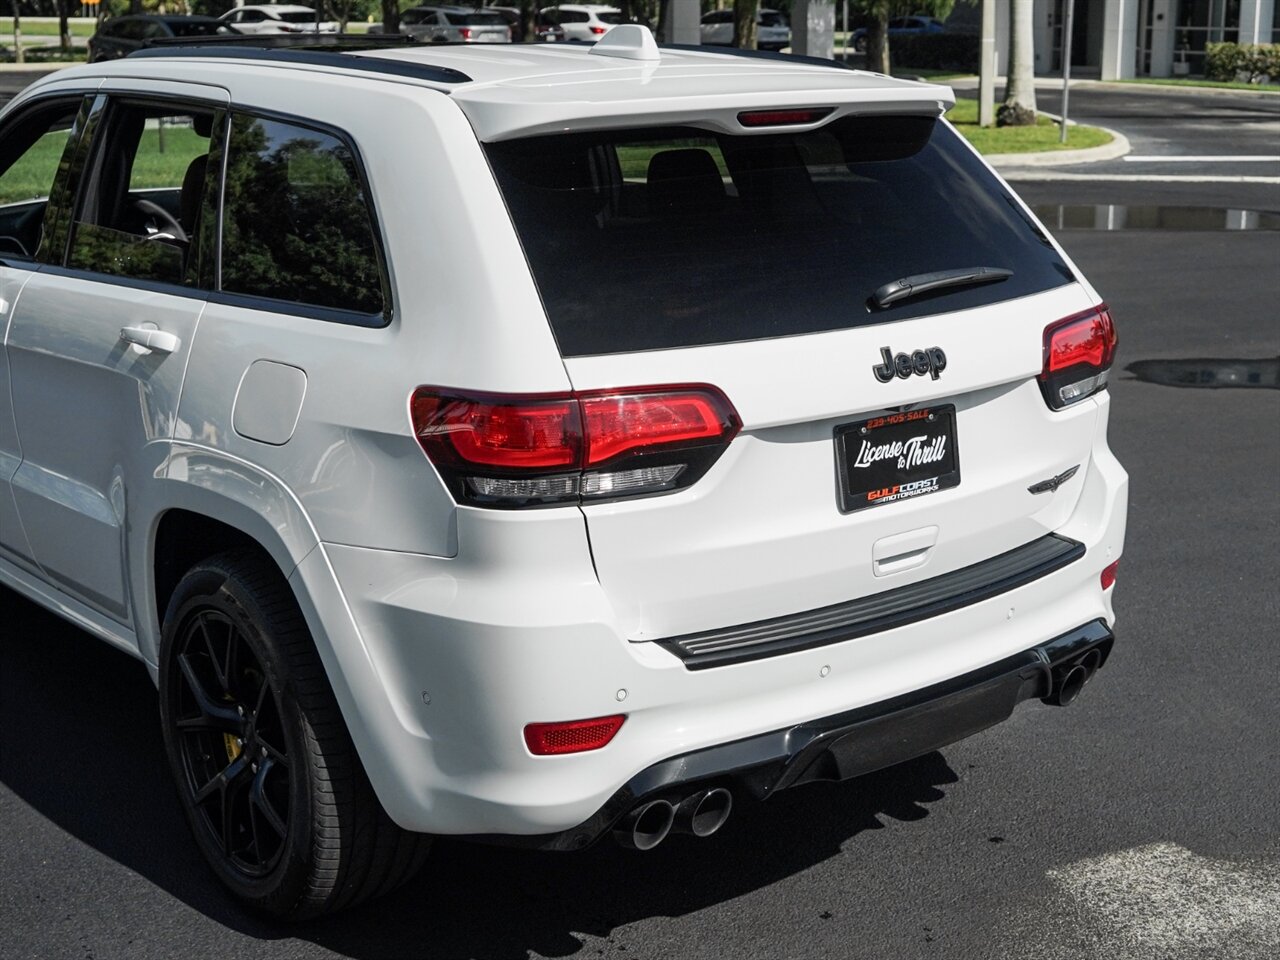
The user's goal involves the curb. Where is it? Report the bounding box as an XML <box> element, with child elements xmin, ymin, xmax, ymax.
<box><xmin>983</xmin><ymin>125</ymin><xmax>1130</xmax><ymax>168</ymax></box>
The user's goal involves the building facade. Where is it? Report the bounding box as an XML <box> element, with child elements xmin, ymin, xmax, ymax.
<box><xmin>974</xmin><ymin>0</ymin><xmax>1279</xmax><ymax>80</ymax></box>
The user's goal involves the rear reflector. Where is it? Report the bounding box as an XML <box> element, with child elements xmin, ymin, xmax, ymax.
<box><xmin>1039</xmin><ymin>305</ymin><xmax>1117</xmax><ymax>410</ymax></box>
<box><xmin>738</xmin><ymin>108</ymin><xmax>835</xmax><ymax>128</ymax></box>
<box><xmin>1100</xmin><ymin>560</ymin><xmax>1119</xmax><ymax>591</ymax></box>
<box><xmin>524</xmin><ymin>715</ymin><xmax>625</xmax><ymax>755</ymax></box>
<box><xmin>411</xmin><ymin>384</ymin><xmax>739</xmax><ymax>508</ymax></box>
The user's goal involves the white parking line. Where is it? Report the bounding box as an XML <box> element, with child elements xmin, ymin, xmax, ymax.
<box><xmin>1123</xmin><ymin>155</ymin><xmax>1280</xmax><ymax>162</ymax></box>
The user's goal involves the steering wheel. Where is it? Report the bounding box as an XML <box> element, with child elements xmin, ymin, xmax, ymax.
<box><xmin>133</xmin><ymin>198</ymin><xmax>188</xmax><ymax>244</ymax></box>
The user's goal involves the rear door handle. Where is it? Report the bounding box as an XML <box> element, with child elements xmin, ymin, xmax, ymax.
<box><xmin>120</xmin><ymin>325</ymin><xmax>181</xmax><ymax>355</ymax></box>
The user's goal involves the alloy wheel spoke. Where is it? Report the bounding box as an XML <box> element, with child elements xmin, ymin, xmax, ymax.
<box><xmin>177</xmin><ymin>653</ymin><xmax>246</xmax><ymax>734</ymax></box>
<box><xmin>192</xmin><ymin>752</ymin><xmax>251</xmax><ymax>807</ymax></box>
<box><xmin>249</xmin><ymin>758</ymin><xmax>288</xmax><ymax>838</ymax></box>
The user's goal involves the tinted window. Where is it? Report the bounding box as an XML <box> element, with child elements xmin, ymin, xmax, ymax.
<box><xmin>67</xmin><ymin>102</ymin><xmax>216</xmax><ymax>285</ymax></box>
<box><xmin>702</xmin><ymin>11</ymin><xmax>732</xmax><ymax>24</ymax></box>
<box><xmin>759</xmin><ymin>12</ymin><xmax>786</xmax><ymax>26</ymax></box>
<box><xmin>597</xmin><ymin>12</ymin><xmax>625</xmax><ymax>24</ymax></box>
<box><xmin>486</xmin><ymin>117</ymin><xmax>1073</xmax><ymax>356</ymax></box>
<box><xmin>0</xmin><ymin>100</ymin><xmax>81</xmax><ymax>260</ymax></box>
<box><xmin>555</xmin><ymin>11</ymin><xmax>589</xmax><ymax>23</ymax></box>
<box><xmin>219</xmin><ymin>113</ymin><xmax>386</xmax><ymax>319</ymax></box>
<box><xmin>278</xmin><ymin>11</ymin><xmax>321</xmax><ymax>22</ymax></box>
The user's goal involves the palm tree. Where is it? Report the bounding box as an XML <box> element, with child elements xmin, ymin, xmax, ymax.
<box><xmin>998</xmin><ymin>0</ymin><xmax>1037</xmax><ymax>126</ymax></box>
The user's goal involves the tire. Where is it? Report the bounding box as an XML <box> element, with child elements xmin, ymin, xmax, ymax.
<box><xmin>158</xmin><ymin>551</ymin><xmax>430</xmax><ymax>919</ymax></box>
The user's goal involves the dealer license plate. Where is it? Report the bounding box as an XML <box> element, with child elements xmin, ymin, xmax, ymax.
<box><xmin>835</xmin><ymin>406</ymin><xmax>960</xmax><ymax>513</ymax></box>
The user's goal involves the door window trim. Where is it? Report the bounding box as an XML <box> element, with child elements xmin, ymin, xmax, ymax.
<box><xmin>49</xmin><ymin>92</ymin><xmax>228</xmax><ymax>298</ymax></box>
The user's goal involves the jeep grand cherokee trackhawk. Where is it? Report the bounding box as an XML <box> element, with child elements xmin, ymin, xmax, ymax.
<box><xmin>0</xmin><ymin>28</ymin><xmax>1127</xmax><ymax>918</ymax></box>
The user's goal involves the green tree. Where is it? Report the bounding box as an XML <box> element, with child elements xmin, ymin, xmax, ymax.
<box><xmin>853</xmin><ymin>0</ymin><xmax>956</xmax><ymax>75</ymax></box>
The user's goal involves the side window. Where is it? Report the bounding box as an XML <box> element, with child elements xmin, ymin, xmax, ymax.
<box><xmin>66</xmin><ymin>100</ymin><xmax>217</xmax><ymax>285</ymax></box>
<box><xmin>0</xmin><ymin>99</ymin><xmax>82</xmax><ymax>260</ymax></box>
<box><xmin>219</xmin><ymin>112</ymin><xmax>387</xmax><ymax>321</ymax></box>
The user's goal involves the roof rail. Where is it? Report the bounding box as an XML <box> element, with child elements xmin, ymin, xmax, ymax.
<box><xmin>658</xmin><ymin>43</ymin><xmax>856</xmax><ymax>73</ymax></box>
<box><xmin>128</xmin><ymin>38</ymin><xmax>472</xmax><ymax>85</ymax></box>
<box><xmin>144</xmin><ymin>33</ymin><xmax>420</xmax><ymax>51</ymax></box>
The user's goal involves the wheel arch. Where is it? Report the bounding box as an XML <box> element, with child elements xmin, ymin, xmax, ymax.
<box><xmin>136</xmin><ymin>446</ymin><xmax>321</xmax><ymax>667</ymax></box>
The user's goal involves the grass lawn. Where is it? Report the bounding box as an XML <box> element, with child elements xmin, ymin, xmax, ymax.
<box><xmin>947</xmin><ymin>97</ymin><xmax>1113</xmax><ymax>154</ymax></box>
<box><xmin>0</xmin><ymin>127</ymin><xmax>207</xmax><ymax>205</ymax></box>
<box><xmin>1120</xmin><ymin>76</ymin><xmax>1280</xmax><ymax>93</ymax></box>
<box><xmin>9</xmin><ymin>21</ymin><xmax>96</xmax><ymax>38</ymax></box>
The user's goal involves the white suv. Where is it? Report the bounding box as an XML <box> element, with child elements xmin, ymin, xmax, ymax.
<box><xmin>0</xmin><ymin>29</ymin><xmax>1127</xmax><ymax>918</ymax></box>
<box><xmin>540</xmin><ymin>4</ymin><xmax>625</xmax><ymax>41</ymax></box>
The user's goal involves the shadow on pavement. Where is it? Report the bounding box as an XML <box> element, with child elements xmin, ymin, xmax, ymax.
<box><xmin>0</xmin><ymin>587</ymin><xmax>959</xmax><ymax>959</ymax></box>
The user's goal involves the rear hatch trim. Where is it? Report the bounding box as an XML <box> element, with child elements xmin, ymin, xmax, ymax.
<box><xmin>656</xmin><ymin>533</ymin><xmax>1085</xmax><ymax>669</ymax></box>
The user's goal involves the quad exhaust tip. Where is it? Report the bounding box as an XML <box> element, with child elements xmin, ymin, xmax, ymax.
<box><xmin>615</xmin><ymin>788</ymin><xmax>734</xmax><ymax>850</ymax></box>
<box><xmin>1043</xmin><ymin>645</ymin><xmax>1105</xmax><ymax>707</ymax></box>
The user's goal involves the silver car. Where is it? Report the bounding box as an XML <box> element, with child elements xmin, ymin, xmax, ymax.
<box><xmin>400</xmin><ymin>5</ymin><xmax>512</xmax><ymax>43</ymax></box>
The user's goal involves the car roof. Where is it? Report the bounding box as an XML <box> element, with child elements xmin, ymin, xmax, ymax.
<box><xmin>35</xmin><ymin>41</ymin><xmax>953</xmax><ymax>143</ymax></box>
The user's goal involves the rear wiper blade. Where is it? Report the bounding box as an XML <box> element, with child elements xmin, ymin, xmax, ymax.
<box><xmin>871</xmin><ymin>266</ymin><xmax>1013</xmax><ymax>309</ymax></box>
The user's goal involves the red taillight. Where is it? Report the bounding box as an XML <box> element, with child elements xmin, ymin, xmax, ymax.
<box><xmin>738</xmin><ymin>108</ymin><xmax>835</xmax><ymax>128</ymax></box>
<box><xmin>589</xmin><ymin>24</ymin><xmax>607</xmax><ymax>34</ymax></box>
<box><xmin>1039</xmin><ymin>305</ymin><xmax>1117</xmax><ymax>409</ymax></box>
<box><xmin>411</xmin><ymin>393</ymin><xmax>582</xmax><ymax>469</ymax></box>
<box><xmin>579</xmin><ymin>390</ymin><xmax>732</xmax><ymax>465</ymax></box>
<box><xmin>411</xmin><ymin>385</ymin><xmax>740</xmax><ymax>507</ymax></box>
<box><xmin>459</xmin><ymin>26</ymin><xmax>473</xmax><ymax>40</ymax></box>
<box><xmin>1100</xmin><ymin>560</ymin><xmax>1119</xmax><ymax>591</ymax></box>
<box><xmin>524</xmin><ymin>715</ymin><xmax>625</xmax><ymax>755</ymax></box>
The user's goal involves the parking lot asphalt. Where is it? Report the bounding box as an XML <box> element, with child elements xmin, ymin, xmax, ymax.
<box><xmin>952</xmin><ymin>80</ymin><xmax>1280</xmax><ymax>181</ymax></box>
<box><xmin>2</xmin><ymin>81</ymin><xmax>1279</xmax><ymax>960</ymax></box>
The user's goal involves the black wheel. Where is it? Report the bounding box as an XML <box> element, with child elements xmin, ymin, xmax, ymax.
<box><xmin>159</xmin><ymin>551</ymin><xmax>430</xmax><ymax>919</ymax></box>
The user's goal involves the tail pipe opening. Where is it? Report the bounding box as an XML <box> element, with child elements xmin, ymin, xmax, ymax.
<box><xmin>1042</xmin><ymin>643</ymin><xmax>1108</xmax><ymax>707</ymax></box>
<box><xmin>672</xmin><ymin>788</ymin><xmax>733</xmax><ymax>838</ymax></box>
<box><xmin>613</xmin><ymin>799</ymin><xmax>675</xmax><ymax>851</ymax></box>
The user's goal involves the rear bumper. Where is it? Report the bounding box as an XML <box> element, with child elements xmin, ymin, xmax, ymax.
<box><xmin>470</xmin><ymin>619</ymin><xmax>1115</xmax><ymax>850</ymax></box>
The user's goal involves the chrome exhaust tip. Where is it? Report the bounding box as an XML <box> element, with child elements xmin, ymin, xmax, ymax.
<box><xmin>672</xmin><ymin>788</ymin><xmax>733</xmax><ymax>838</ymax></box>
<box><xmin>613</xmin><ymin>799</ymin><xmax>675</xmax><ymax>851</ymax></box>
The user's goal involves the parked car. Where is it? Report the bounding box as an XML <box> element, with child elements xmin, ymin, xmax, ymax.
<box><xmin>492</xmin><ymin>6</ymin><xmax>568</xmax><ymax>42</ymax></box>
<box><xmin>218</xmin><ymin>4</ymin><xmax>338</xmax><ymax>34</ymax></box>
<box><xmin>0</xmin><ymin>27</ymin><xmax>1126</xmax><ymax>919</ymax></box>
<box><xmin>88</xmin><ymin>15</ymin><xmax>239</xmax><ymax>62</ymax></box>
<box><xmin>852</xmin><ymin>14</ymin><xmax>946</xmax><ymax>53</ymax></box>
<box><xmin>700</xmin><ymin>8</ymin><xmax>791</xmax><ymax>52</ymax></box>
<box><xmin>539</xmin><ymin>4</ymin><xmax>626</xmax><ymax>41</ymax></box>
<box><xmin>399</xmin><ymin>6</ymin><xmax>513</xmax><ymax>43</ymax></box>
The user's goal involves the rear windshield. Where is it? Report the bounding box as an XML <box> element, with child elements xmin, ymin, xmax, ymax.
<box><xmin>597</xmin><ymin>12</ymin><xmax>626</xmax><ymax>24</ymax></box>
<box><xmin>759</xmin><ymin>12</ymin><xmax>787</xmax><ymax>26</ymax></box>
<box><xmin>486</xmin><ymin>116</ymin><xmax>1073</xmax><ymax>357</ymax></box>
<box><xmin>278</xmin><ymin>11</ymin><xmax>321</xmax><ymax>22</ymax></box>
<box><xmin>445</xmin><ymin>11</ymin><xmax>507</xmax><ymax>24</ymax></box>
